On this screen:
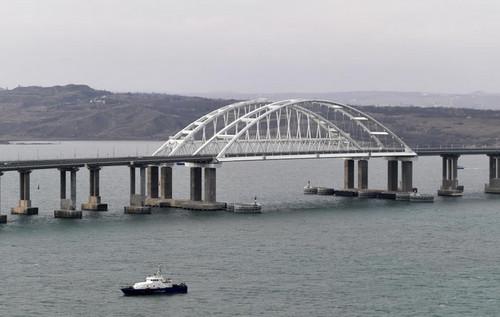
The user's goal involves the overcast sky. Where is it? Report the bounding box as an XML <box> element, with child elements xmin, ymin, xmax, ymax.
<box><xmin>1</xmin><ymin>0</ymin><xmax>499</xmax><ymax>94</ymax></box>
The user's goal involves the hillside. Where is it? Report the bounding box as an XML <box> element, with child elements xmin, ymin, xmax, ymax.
<box><xmin>1</xmin><ymin>85</ymin><xmax>500</xmax><ymax>147</ymax></box>
<box><xmin>0</xmin><ymin>85</ymin><xmax>235</xmax><ymax>140</ymax></box>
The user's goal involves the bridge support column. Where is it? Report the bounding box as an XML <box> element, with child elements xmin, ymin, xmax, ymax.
<box><xmin>438</xmin><ymin>155</ymin><xmax>463</xmax><ymax>196</ymax></box>
<box><xmin>204</xmin><ymin>167</ymin><xmax>216</xmax><ymax>202</ymax></box>
<box><xmin>12</xmin><ymin>170</ymin><xmax>38</xmax><ymax>215</ymax></box>
<box><xmin>160</xmin><ymin>166</ymin><xmax>172</xmax><ymax>199</ymax></box>
<box><xmin>0</xmin><ymin>172</ymin><xmax>6</xmax><ymax>223</ymax></box>
<box><xmin>124</xmin><ymin>165</ymin><xmax>151</xmax><ymax>214</ymax></box>
<box><xmin>190</xmin><ymin>167</ymin><xmax>202</xmax><ymax>201</ymax></box>
<box><xmin>82</xmin><ymin>166</ymin><xmax>108</xmax><ymax>211</ymax></box>
<box><xmin>401</xmin><ymin>161</ymin><xmax>413</xmax><ymax>192</ymax></box>
<box><xmin>145</xmin><ymin>165</ymin><xmax>159</xmax><ymax>206</ymax></box>
<box><xmin>485</xmin><ymin>155</ymin><xmax>500</xmax><ymax>194</ymax></box>
<box><xmin>344</xmin><ymin>159</ymin><xmax>355</xmax><ymax>189</ymax></box>
<box><xmin>387</xmin><ymin>160</ymin><xmax>399</xmax><ymax>192</ymax></box>
<box><xmin>357</xmin><ymin>160</ymin><xmax>368</xmax><ymax>190</ymax></box>
<box><xmin>55</xmin><ymin>168</ymin><xmax>82</xmax><ymax>218</ymax></box>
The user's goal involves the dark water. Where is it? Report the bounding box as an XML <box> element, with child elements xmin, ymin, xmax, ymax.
<box><xmin>1</xmin><ymin>141</ymin><xmax>500</xmax><ymax>316</ymax></box>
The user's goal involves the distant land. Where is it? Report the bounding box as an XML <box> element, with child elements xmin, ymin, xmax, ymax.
<box><xmin>192</xmin><ymin>91</ymin><xmax>500</xmax><ymax>110</ymax></box>
<box><xmin>1</xmin><ymin>84</ymin><xmax>500</xmax><ymax>147</ymax></box>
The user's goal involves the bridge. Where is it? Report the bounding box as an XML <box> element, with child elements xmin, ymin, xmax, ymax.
<box><xmin>1</xmin><ymin>98</ymin><xmax>500</xmax><ymax>223</ymax></box>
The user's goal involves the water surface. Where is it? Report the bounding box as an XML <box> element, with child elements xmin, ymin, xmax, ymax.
<box><xmin>1</xmin><ymin>141</ymin><xmax>499</xmax><ymax>316</ymax></box>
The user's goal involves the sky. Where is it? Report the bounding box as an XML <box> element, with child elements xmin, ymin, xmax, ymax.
<box><xmin>1</xmin><ymin>0</ymin><xmax>499</xmax><ymax>94</ymax></box>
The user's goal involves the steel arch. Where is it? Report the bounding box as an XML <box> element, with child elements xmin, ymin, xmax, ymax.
<box><xmin>153</xmin><ymin>99</ymin><xmax>415</xmax><ymax>161</ymax></box>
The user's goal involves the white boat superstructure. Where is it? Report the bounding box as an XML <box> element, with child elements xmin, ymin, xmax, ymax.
<box><xmin>132</xmin><ymin>265</ymin><xmax>174</xmax><ymax>290</ymax></box>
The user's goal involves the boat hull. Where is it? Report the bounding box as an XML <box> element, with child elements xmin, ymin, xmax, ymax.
<box><xmin>121</xmin><ymin>284</ymin><xmax>188</xmax><ymax>296</ymax></box>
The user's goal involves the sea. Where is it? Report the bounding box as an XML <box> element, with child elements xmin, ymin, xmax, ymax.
<box><xmin>1</xmin><ymin>141</ymin><xmax>500</xmax><ymax>316</ymax></box>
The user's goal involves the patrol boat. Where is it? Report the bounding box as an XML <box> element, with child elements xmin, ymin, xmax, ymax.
<box><xmin>121</xmin><ymin>265</ymin><xmax>188</xmax><ymax>296</ymax></box>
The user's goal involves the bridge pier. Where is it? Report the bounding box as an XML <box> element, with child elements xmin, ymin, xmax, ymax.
<box><xmin>379</xmin><ymin>158</ymin><xmax>415</xmax><ymax>200</ymax></box>
<box><xmin>82</xmin><ymin>166</ymin><xmax>108</xmax><ymax>211</ymax></box>
<box><xmin>11</xmin><ymin>170</ymin><xmax>38</xmax><ymax>215</ymax></box>
<box><xmin>438</xmin><ymin>155</ymin><xmax>463</xmax><ymax>196</ymax></box>
<box><xmin>401</xmin><ymin>161</ymin><xmax>413</xmax><ymax>192</ymax></box>
<box><xmin>204</xmin><ymin>167</ymin><xmax>216</xmax><ymax>202</ymax></box>
<box><xmin>387</xmin><ymin>160</ymin><xmax>399</xmax><ymax>192</ymax></box>
<box><xmin>357</xmin><ymin>159</ymin><xmax>368</xmax><ymax>190</ymax></box>
<box><xmin>55</xmin><ymin>168</ymin><xmax>82</xmax><ymax>218</ymax></box>
<box><xmin>0</xmin><ymin>172</ymin><xmax>6</xmax><ymax>223</ymax></box>
<box><xmin>160</xmin><ymin>165</ymin><xmax>172</xmax><ymax>199</ymax></box>
<box><xmin>190</xmin><ymin>167</ymin><xmax>202</xmax><ymax>201</ymax></box>
<box><xmin>124</xmin><ymin>165</ymin><xmax>151</xmax><ymax>214</ymax></box>
<box><xmin>145</xmin><ymin>165</ymin><xmax>160</xmax><ymax>206</ymax></box>
<box><xmin>157</xmin><ymin>162</ymin><xmax>224</xmax><ymax>211</ymax></box>
<box><xmin>485</xmin><ymin>154</ymin><xmax>500</xmax><ymax>194</ymax></box>
<box><xmin>343</xmin><ymin>159</ymin><xmax>355</xmax><ymax>189</ymax></box>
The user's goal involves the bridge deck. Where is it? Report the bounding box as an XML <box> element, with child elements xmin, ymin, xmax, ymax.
<box><xmin>415</xmin><ymin>148</ymin><xmax>500</xmax><ymax>156</ymax></box>
<box><xmin>0</xmin><ymin>155</ymin><xmax>215</xmax><ymax>172</ymax></box>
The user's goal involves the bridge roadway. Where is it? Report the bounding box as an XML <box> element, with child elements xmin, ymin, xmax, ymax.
<box><xmin>414</xmin><ymin>147</ymin><xmax>500</xmax><ymax>156</ymax></box>
<box><xmin>0</xmin><ymin>155</ymin><xmax>216</xmax><ymax>172</ymax></box>
<box><xmin>1</xmin><ymin>147</ymin><xmax>500</xmax><ymax>223</ymax></box>
<box><xmin>1</xmin><ymin>148</ymin><xmax>500</xmax><ymax>172</ymax></box>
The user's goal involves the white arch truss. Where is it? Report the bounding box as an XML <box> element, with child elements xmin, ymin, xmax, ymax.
<box><xmin>153</xmin><ymin>99</ymin><xmax>416</xmax><ymax>161</ymax></box>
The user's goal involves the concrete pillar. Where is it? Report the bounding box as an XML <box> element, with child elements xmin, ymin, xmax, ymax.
<box><xmin>12</xmin><ymin>170</ymin><xmax>38</xmax><ymax>215</ymax></box>
<box><xmin>94</xmin><ymin>168</ymin><xmax>100</xmax><ymax>196</ymax></box>
<box><xmin>0</xmin><ymin>172</ymin><xmax>5</xmax><ymax>223</ymax></box>
<box><xmin>204</xmin><ymin>167</ymin><xmax>216</xmax><ymax>202</ymax></box>
<box><xmin>160</xmin><ymin>166</ymin><xmax>172</xmax><ymax>199</ymax></box>
<box><xmin>60</xmin><ymin>169</ymin><xmax>66</xmax><ymax>199</ymax></box>
<box><xmin>452</xmin><ymin>157</ymin><xmax>458</xmax><ymax>181</ymax></box>
<box><xmin>19</xmin><ymin>171</ymin><xmax>25</xmax><ymax>200</ymax></box>
<box><xmin>387</xmin><ymin>160</ymin><xmax>398</xmax><ymax>191</ymax></box>
<box><xmin>438</xmin><ymin>155</ymin><xmax>463</xmax><ymax>196</ymax></box>
<box><xmin>497</xmin><ymin>157</ymin><xmax>500</xmax><ymax>179</ymax></box>
<box><xmin>147</xmin><ymin>166</ymin><xmax>159</xmax><ymax>199</ymax></box>
<box><xmin>124</xmin><ymin>165</ymin><xmax>151</xmax><ymax>214</ymax></box>
<box><xmin>446</xmin><ymin>157</ymin><xmax>453</xmax><ymax>180</ymax></box>
<box><xmin>129</xmin><ymin>166</ymin><xmax>136</xmax><ymax>196</ymax></box>
<box><xmin>485</xmin><ymin>155</ymin><xmax>500</xmax><ymax>194</ymax></box>
<box><xmin>344</xmin><ymin>159</ymin><xmax>355</xmax><ymax>189</ymax></box>
<box><xmin>140</xmin><ymin>166</ymin><xmax>146</xmax><ymax>197</ymax></box>
<box><xmin>89</xmin><ymin>169</ymin><xmax>95</xmax><ymax>197</ymax></box>
<box><xmin>82</xmin><ymin>166</ymin><xmax>107</xmax><ymax>211</ymax></box>
<box><xmin>489</xmin><ymin>156</ymin><xmax>497</xmax><ymax>180</ymax></box>
<box><xmin>401</xmin><ymin>161</ymin><xmax>413</xmax><ymax>192</ymax></box>
<box><xmin>54</xmin><ymin>168</ymin><xmax>82</xmax><ymax>218</ymax></box>
<box><xmin>357</xmin><ymin>160</ymin><xmax>368</xmax><ymax>190</ymax></box>
<box><xmin>444</xmin><ymin>157</ymin><xmax>447</xmax><ymax>180</ymax></box>
<box><xmin>190</xmin><ymin>167</ymin><xmax>202</xmax><ymax>201</ymax></box>
<box><xmin>70</xmin><ymin>169</ymin><xmax>77</xmax><ymax>209</ymax></box>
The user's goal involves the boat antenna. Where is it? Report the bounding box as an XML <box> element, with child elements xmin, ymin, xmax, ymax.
<box><xmin>157</xmin><ymin>264</ymin><xmax>162</xmax><ymax>276</ymax></box>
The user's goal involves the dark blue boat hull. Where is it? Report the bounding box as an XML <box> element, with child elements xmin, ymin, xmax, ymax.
<box><xmin>121</xmin><ymin>284</ymin><xmax>188</xmax><ymax>296</ymax></box>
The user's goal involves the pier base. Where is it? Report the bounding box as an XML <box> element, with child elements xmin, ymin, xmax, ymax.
<box><xmin>81</xmin><ymin>196</ymin><xmax>108</xmax><ymax>211</ymax></box>
<box><xmin>11</xmin><ymin>200</ymin><xmax>38</xmax><ymax>215</ymax></box>
<box><xmin>437</xmin><ymin>188</ymin><xmax>464</xmax><ymax>197</ymax></box>
<box><xmin>0</xmin><ymin>215</ymin><xmax>6</xmax><ymax>223</ymax></box>
<box><xmin>378</xmin><ymin>191</ymin><xmax>398</xmax><ymax>200</ymax></box>
<box><xmin>54</xmin><ymin>209</ymin><xmax>82</xmax><ymax>219</ymax></box>
<box><xmin>335</xmin><ymin>189</ymin><xmax>359</xmax><ymax>197</ymax></box>
<box><xmin>124</xmin><ymin>206</ymin><xmax>152</xmax><ymax>214</ymax></box>
<box><xmin>358</xmin><ymin>189</ymin><xmax>383</xmax><ymax>198</ymax></box>
<box><xmin>54</xmin><ymin>198</ymin><xmax>82</xmax><ymax>218</ymax></box>
<box><xmin>485</xmin><ymin>179</ymin><xmax>500</xmax><ymax>194</ymax></box>
<box><xmin>155</xmin><ymin>198</ymin><xmax>226</xmax><ymax>211</ymax></box>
